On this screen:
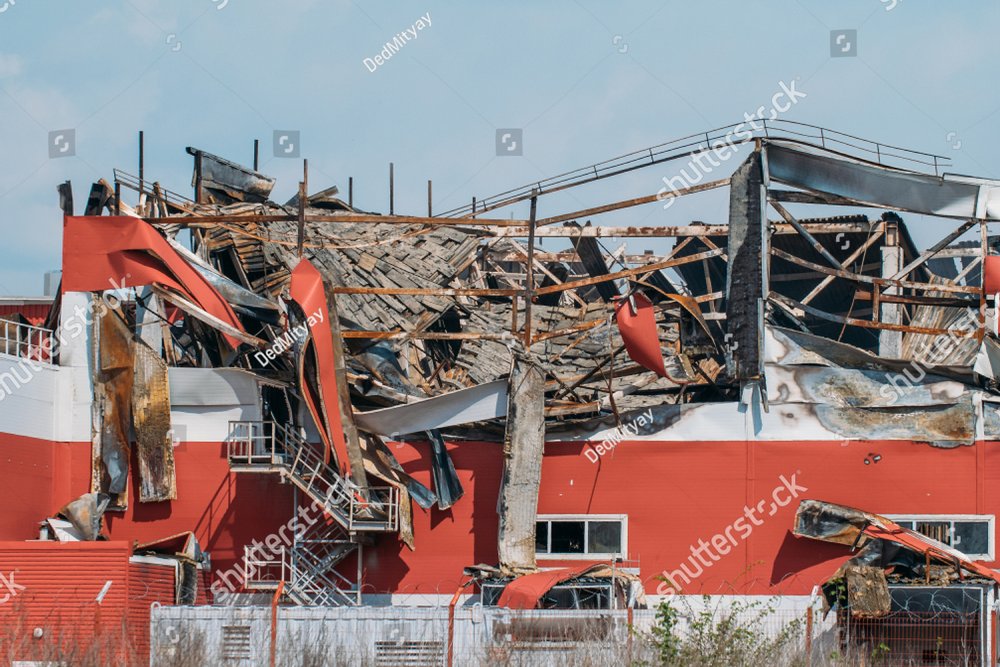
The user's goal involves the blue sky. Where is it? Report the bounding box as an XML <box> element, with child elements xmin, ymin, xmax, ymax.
<box><xmin>0</xmin><ymin>0</ymin><xmax>997</xmax><ymax>295</ymax></box>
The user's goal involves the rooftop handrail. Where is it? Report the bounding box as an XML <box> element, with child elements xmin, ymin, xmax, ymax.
<box><xmin>437</xmin><ymin>120</ymin><xmax>951</xmax><ymax>218</ymax></box>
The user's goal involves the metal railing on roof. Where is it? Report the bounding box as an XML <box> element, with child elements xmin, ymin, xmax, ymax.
<box><xmin>0</xmin><ymin>320</ymin><xmax>55</xmax><ymax>365</ymax></box>
<box><xmin>437</xmin><ymin>120</ymin><xmax>952</xmax><ymax>219</ymax></box>
<box><xmin>114</xmin><ymin>169</ymin><xmax>197</xmax><ymax>212</ymax></box>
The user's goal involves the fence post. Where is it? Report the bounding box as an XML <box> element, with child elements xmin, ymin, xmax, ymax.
<box><xmin>805</xmin><ymin>605</ymin><xmax>813</xmax><ymax>667</ymax></box>
<box><xmin>627</xmin><ymin>607</ymin><xmax>634</xmax><ymax>663</ymax></box>
<box><xmin>270</xmin><ymin>581</ymin><xmax>284</xmax><ymax>667</ymax></box>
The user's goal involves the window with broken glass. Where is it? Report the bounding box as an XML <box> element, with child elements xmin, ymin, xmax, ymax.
<box><xmin>535</xmin><ymin>515</ymin><xmax>626</xmax><ymax>558</ymax></box>
<box><xmin>886</xmin><ymin>515</ymin><xmax>994</xmax><ymax>560</ymax></box>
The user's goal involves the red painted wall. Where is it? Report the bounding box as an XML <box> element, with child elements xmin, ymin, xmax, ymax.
<box><xmin>0</xmin><ymin>434</ymin><xmax>294</xmax><ymax>591</ymax></box>
<box><xmin>1</xmin><ymin>432</ymin><xmax>994</xmax><ymax>601</ymax></box>
<box><xmin>365</xmin><ymin>437</ymin><xmax>992</xmax><ymax>598</ymax></box>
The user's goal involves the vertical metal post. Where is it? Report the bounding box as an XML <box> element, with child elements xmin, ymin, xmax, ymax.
<box><xmin>253</xmin><ymin>139</ymin><xmax>260</xmax><ymax>172</ymax></box>
<box><xmin>269</xmin><ymin>581</ymin><xmax>284</xmax><ymax>667</ymax></box>
<box><xmin>981</xmin><ymin>217</ymin><xmax>988</xmax><ymax>341</ymax></box>
<box><xmin>194</xmin><ymin>152</ymin><xmax>203</xmax><ymax>204</ymax></box>
<box><xmin>348</xmin><ymin>177</ymin><xmax>353</xmax><ymax>208</ymax></box>
<box><xmin>427</xmin><ymin>180</ymin><xmax>433</xmax><ymax>217</ymax></box>
<box><xmin>510</xmin><ymin>296</ymin><xmax>518</xmax><ymax>336</ymax></box>
<box><xmin>297</xmin><ymin>160</ymin><xmax>308</xmax><ymax>257</ymax></box>
<box><xmin>471</xmin><ymin>196</ymin><xmax>477</xmax><ymax>218</ymax></box>
<box><xmin>523</xmin><ymin>194</ymin><xmax>538</xmax><ymax>346</ymax></box>
<box><xmin>138</xmin><ymin>130</ymin><xmax>144</xmax><ymax>195</ymax></box>
<box><xmin>805</xmin><ymin>606</ymin><xmax>813</xmax><ymax>667</ymax></box>
<box><xmin>389</xmin><ymin>162</ymin><xmax>394</xmax><ymax>215</ymax></box>
<box><xmin>114</xmin><ymin>180</ymin><xmax>121</xmax><ymax>216</ymax></box>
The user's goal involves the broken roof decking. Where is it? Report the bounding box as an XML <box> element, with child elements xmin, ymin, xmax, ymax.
<box><xmin>82</xmin><ymin>122</ymin><xmax>999</xmax><ymax>435</ymax></box>
<box><xmin>33</xmin><ymin>120</ymin><xmax>1000</xmax><ymax>607</ymax></box>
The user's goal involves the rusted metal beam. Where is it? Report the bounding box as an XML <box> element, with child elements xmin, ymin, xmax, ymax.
<box><xmin>534</xmin><ymin>177</ymin><xmax>730</xmax><ymax>228</ymax></box>
<box><xmin>768</xmin><ymin>189</ymin><xmax>861</xmax><ymax>207</ymax></box>
<box><xmin>524</xmin><ymin>194</ymin><xmax>538</xmax><ymax>346</ymax></box>
<box><xmin>332</xmin><ymin>286</ymin><xmax>519</xmax><ymax>297</ymax></box>
<box><xmin>770</xmin><ymin>200</ymin><xmax>842</xmax><ymax>271</ymax></box>
<box><xmin>490</xmin><ymin>222</ymin><xmax>875</xmax><ymax>238</ymax></box>
<box><xmin>296</xmin><ymin>161</ymin><xmax>307</xmax><ymax>257</ymax></box>
<box><xmin>854</xmin><ymin>290</ymin><xmax>978</xmax><ymax>308</ymax></box>
<box><xmin>771</xmin><ymin>247</ymin><xmax>981</xmax><ymax>295</ymax></box>
<box><xmin>341</xmin><ymin>330</ymin><xmax>514</xmax><ymax>341</ymax></box>
<box><xmin>770</xmin><ymin>292</ymin><xmax>981</xmax><ymax>337</ymax></box>
<box><xmin>800</xmin><ymin>226</ymin><xmax>885</xmax><ymax>306</ymax></box>
<box><xmin>890</xmin><ymin>218</ymin><xmax>979</xmax><ymax>280</ymax></box>
<box><xmin>505</xmin><ymin>241</ymin><xmax>588</xmax><ymax>307</ymax></box>
<box><xmin>534</xmin><ymin>247</ymin><xmax>725</xmax><ymax>297</ymax></box>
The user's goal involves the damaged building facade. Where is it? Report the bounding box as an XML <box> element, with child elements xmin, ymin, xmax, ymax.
<box><xmin>3</xmin><ymin>120</ymin><xmax>1000</xmax><ymax>663</ymax></box>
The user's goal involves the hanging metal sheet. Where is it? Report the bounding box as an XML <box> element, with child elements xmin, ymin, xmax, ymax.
<box><xmin>95</xmin><ymin>307</ymin><xmax>134</xmax><ymax>501</ymax></box>
<box><xmin>614</xmin><ymin>293</ymin><xmax>667</xmax><ymax>378</ymax></box>
<box><xmin>354</xmin><ymin>380</ymin><xmax>508</xmax><ymax>437</ymax></box>
<box><xmin>765</xmin><ymin>141</ymin><xmax>1000</xmax><ymax>219</ymax></box>
<box><xmin>132</xmin><ymin>337</ymin><xmax>177</xmax><ymax>502</ymax></box>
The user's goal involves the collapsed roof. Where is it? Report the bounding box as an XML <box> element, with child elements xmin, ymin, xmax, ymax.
<box><xmin>22</xmin><ymin>119</ymin><xmax>1000</xmax><ymax>601</ymax></box>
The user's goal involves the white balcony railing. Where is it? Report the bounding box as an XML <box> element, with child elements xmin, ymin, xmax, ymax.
<box><xmin>0</xmin><ymin>319</ymin><xmax>54</xmax><ymax>365</ymax></box>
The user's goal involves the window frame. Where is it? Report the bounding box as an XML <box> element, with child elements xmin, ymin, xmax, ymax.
<box><xmin>535</xmin><ymin>514</ymin><xmax>628</xmax><ymax>560</ymax></box>
<box><xmin>884</xmin><ymin>514</ymin><xmax>994</xmax><ymax>561</ymax></box>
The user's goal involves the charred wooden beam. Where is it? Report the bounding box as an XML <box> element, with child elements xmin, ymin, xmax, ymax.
<box><xmin>57</xmin><ymin>181</ymin><xmax>73</xmax><ymax>216</ymax></box>
<box><xmin>725</xmin><ymin>151</ymin><xmax>766</xmax><ymax>383</ymax></box>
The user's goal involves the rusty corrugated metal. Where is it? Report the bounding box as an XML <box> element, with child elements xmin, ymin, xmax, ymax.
<box><xmin>132</xmin><ymin>338</ymin><xmax>176</xmax><ymax>502</ymax></box>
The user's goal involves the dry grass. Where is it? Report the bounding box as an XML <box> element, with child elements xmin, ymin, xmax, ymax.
<box><xmin>0</xmin><ymin>600</ymin><xmax>142</xmax><ymax>666</ymax></box>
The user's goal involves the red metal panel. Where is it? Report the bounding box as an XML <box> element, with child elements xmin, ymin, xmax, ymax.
<box><xmin>128</xmin><ymin>561</ymin><xmax>178</xmax><ymax>660</ymax></box>
<box><xmin>0</xmin><ymin>541</ymin><xmax>132</xmax><ymax>663</ymax></box>
<box><xmin>984</xmin><ymin>255</ymin><xmax>1000</xmax><ymax>295</ymax></box>
<box><xmin>0</xmin><ymin>304</ymin><xmax>50</xmax><ymax>325</ymax></box>
<box><xmin>497</xmin><ymin>562</ymin><xmax>604</xmax><ymax>608</ymax></box>
<box><xmin>61</xmin><ymin>215</ymin><xmax>245</xmax><ymax>348</ymax></box>
<box><xmin>289</xmin><ymin>257</ymin><xmax>350</xmax><ymax>470</ymax></box>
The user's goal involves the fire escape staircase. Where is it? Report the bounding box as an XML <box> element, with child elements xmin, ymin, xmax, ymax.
<box><xmin>227</xmin><ymin>420</ymin><xmax>399</xmax><ymax>605</ymax></box>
